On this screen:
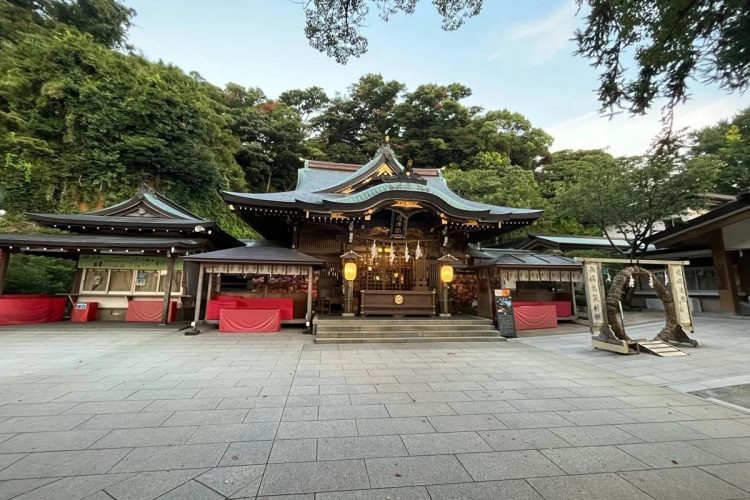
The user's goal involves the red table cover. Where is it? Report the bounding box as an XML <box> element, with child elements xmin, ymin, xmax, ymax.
<box><xmin>514</xmin><ymin>304</ymin><xmax>558</xmax><ymax>331</ymax></box>
<box><xmin>205</xmin><ymin>300</ymin><xmax>239</xmax><ymax>321</ymax></box>
<box><xmin>516</xmin><ymin>301</ymin><xmax>572</xmax><ymax>318</ymax></box>
<box><xmin>213</xmin><ymin>297</ymin><xmax>294</xmax><ymax>320</ymax></box>
<box><xmin>219</xmin><ymin>308</ymin><xmax>280</xmax><ymax>333</ymax></box>
<box><xmin>125</xmin><ymin>300</ymin><xmax>176</xmax><ymax>322</ymax></box>
<box><xmin>0</xmin><ymin>296</ymin><xmax>66</xmax><ymax>326</ymax></box>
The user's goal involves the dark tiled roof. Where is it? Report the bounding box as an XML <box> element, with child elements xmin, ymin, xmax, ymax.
<box><xmin>0</xmin><ymin>234</ymin><xmax>209</xmax><ymax>252</ymax></box>
<box><xmin>472</xmin><ymin>249</ymin><xmax>580</xmax><ymax>268</ymax></box>
<box><xmin>646</xmin><ymin>190</ymin><xmax>750</xmax><ymax>246</ymax></box>
<box><xmin>183</xmin><ymin>241</ymin><xmax>322</xmax><ymax>266</ymax></box>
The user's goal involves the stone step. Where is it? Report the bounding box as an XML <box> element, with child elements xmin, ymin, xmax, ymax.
<box><xmin>315</xmin><ymin>335</ymin><xmax>507</xmax><ymax>343</ymax></box>
<box><xmin>316</xmin><ymin>324</ymin><xmax>495</xmax><ymax>332</ymax></box>
<box><xmin>316</xmin><ymin>329</ymin><xmax>501</xmax><ymax>338</ymax></box>
<box><xmin>314</xmin><ymin>318</ymin><xmax>491</xmax><ymax>326</ymax></box>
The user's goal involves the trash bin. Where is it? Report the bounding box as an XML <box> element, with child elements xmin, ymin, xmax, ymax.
<box><xmin>71</xmin><ymin>302</ymin><xmax>99</xmax><ymax>322</ymax></box>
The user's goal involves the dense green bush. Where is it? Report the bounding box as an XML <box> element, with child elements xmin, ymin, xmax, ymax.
<box><xmin>4</xmin><ymin>254</ymin><xmax>76</xmax><ymax>295</ymax></box>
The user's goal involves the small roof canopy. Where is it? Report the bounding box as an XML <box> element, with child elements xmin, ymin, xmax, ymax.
<box><xmin>0</xmin><ymin>234</ymin><xmax>209</xmax><ymax>257</ymax></box>
<box><xmin>471</xmin><ymin>249</ymin><xmax>581</xmax><ymax>269</ymax></box>
<box><xmin>647</xmin><ymin>190</ymin><xmax>750</xmax><ymax>248</ymax></box>
<box><xmin>183</xmin><ymin>241</ymin><xmax>322</xmax><ymax>266</ymax></box>
<box><xmin>27</xmin><ymin>186</ymin><xmax>242</xmax><ymax>249</ymax></box>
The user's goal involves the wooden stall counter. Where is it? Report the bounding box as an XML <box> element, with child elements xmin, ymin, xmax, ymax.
<box><xmin>360</xmin><ymin>290</ymin><xmax>435</xmax><ymax>317</ymax></box>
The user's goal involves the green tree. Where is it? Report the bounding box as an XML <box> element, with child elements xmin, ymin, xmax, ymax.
<box><xmin>444</xmin><ymin>152</ymin><xmax>546</xmax><ymax>209</ymax></box>
<box><xmin>279</xmin><ymin>86</ymin><xmax>329</xmax><ymax>125</ymax></box>
<box><xmin>691</xmin><ymin>107</ymin><xmax>750</xmax><ymax>194</ymax></box>
<box><xmin>309</xmin><ymin>74</ymin><xmax>404</xmax><ymax>163</ymax></box>
<box><xmin>302</xmin><ymin>0</ymin><xmax>482</xmax><ymax>63</ymax></box>
<box><xmin>575</xmin><ymin>0</ymin><xmax>750</xmax><ymax>118</ymax></box>
<box><xmin>394</xmin><ymin>83</ymin><xmax>478</xmax><ymax>167</ymax></box>
<box><xmin>225</xmin><ymin>84</ymin><xmax>307</xmax><ymax>192</ymax></box>
<box><xmin>557</xmin><ymin>149</ymin><xmax>721</xmax><ymax>258</ymax></box>
<box><xmin>467</xmin><ymin>110</ymin><xmax>552</xmax><ymax>169</ymax></box>
<box><xmin>4</xmin><ymin>254</ymin><xmax>75</xmax><ymax>294</ymax></box>
<box><xmin>300</xmin><ymin>1</ymin><xmax>749</xmax><ymax>125</ymax></box>
<box><xmin>0</xmin><ymin>20</ymin><xmax>248</xmax><ymax>233</ymax></box>
<box><xmin>43</xmin><ymin>0</ymin><xmax>135</xmax><ymax>48</ymax></box>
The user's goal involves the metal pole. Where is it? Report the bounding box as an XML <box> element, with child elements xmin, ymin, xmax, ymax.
<box><xmin>305</xmin><ymin>266</ymin><xmax>313</xmax><ymax>324</ymax></box>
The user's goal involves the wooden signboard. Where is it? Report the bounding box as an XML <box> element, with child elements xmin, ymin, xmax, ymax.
<box><xmin>494</xmin><ymin>289</ymin><xmax>516</xmax><ymax>338</ymax></box>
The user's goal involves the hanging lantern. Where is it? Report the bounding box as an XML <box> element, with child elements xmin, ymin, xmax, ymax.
<box><xmin>341</xmin><ymin>250</ymin><xmax>359</xmax><ymax>282</ymax></box>
<box><xmin>438</xmin><ymin>254</ymin><xmax>459</xmax><ymax>284</ymax></box>
<box><xmin>440</xmin><ymin>265</ymin><xmax>454</xmax><ymax>283</ymax></box>
<box><xmin>344</xmin><ymin>262</ymin><xmax>357</xmax><ymax>281</ymax></box>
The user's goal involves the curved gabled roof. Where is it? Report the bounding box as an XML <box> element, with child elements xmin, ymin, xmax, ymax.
<box><xmin>224</xmin><ymin>146</ymin><xmax>543</xmax><ymax>223</ymax></box>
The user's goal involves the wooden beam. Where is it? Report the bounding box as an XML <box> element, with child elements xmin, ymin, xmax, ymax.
<box><xmin>709</xmin><ymin>230</ymin><xmax>739</xmax><ymax>314</ymax></box>
<box><xmin>192</xmin><ymin>262</ymin><xmax>205</xmax><ymax>328</ymax></box>
<box><xmin>577</xmin><ymin>257</ymin><xmax>690</xmax><ymax>266</ymax></box>
<box><xmin>160</xmin><ymin>255</ymin><xmax>176</xmax><ymax>325</ymax></box>
<box><xmin>0</xmin><ymin>249</ymin><xmax>9</xmax><ymax>295</ymax></box>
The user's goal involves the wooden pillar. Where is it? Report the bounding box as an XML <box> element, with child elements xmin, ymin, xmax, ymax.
<box><xmin>738</xmin><ymin>251</ymin><xmax>750</xmax><ymax>299</ymax></box>
<box><xmin>305</xmin><ymin>266</ymin><xmax>313</xmax><ymax>324</ymax></box>
<box><xmin>192</xmin><ymin>263</ymin><xmax>205</xmax><ymax>328</ymax></box>
<box><xmin>710</xmin><ymin>229</ymin><xmax>739</xmax><ymax>314</ymax></box>
<box><xmin>570</xmin><ymin>273</ymin><xmax>578</xmax><ymax>319</ymax></box>
<box><xmin>206</xmin><ymin>271</ymin><xmax>214</xmax><ymax>302</ymax></box>
<box><xmin>0</xmin><ymin>249</ymin><xmax>9</xmax><ymax>295</ymax></box>
<box><xmin>160</xmin><ymin>255</ymin><xmax>176</xmax><ymax>325</ymax></box>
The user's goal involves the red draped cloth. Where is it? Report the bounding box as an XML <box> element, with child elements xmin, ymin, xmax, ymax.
<box><xmin>0</xmin><ymin>296</ymin><xmax>66</xmax><ymax>326</ymax></box>
<box><xmin>125</xmin><ymin>300</ymin><xmax>176</xmax><ymax>322</ymax></box>
<box><xmin>515</xmin><ymin>301</ymin><xmax>572</xmax><ymax>318</ymax></box>
<box><xmin>205</xmin><ymin>300</ymin><xmax>238</xmax><ymax>320</ymax></box>
<box><xmin>219</xmin><ymin>308</ymin><xmax>280</xmax><ymax>333</ymax></box>
<box><xmin>514</xmin><ymin>304</ymin><xmax>558</xmax><ymax>331</ymax></box>
<box><xmin>213</xmin><ymin>297</ymin><xmax>294</xmax><ymax>321</ymax></box>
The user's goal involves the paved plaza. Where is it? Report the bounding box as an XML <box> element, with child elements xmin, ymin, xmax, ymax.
<box><xmin>0</xmin><ymin>317</ymin><xmax>749</xmax><ymax>499</ymax></box>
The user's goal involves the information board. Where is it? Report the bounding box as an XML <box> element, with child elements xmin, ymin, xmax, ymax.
<box><xmin>494</xmin><ymin>289</ymin><xmax>516</xmax><ymax>338</ymax></box>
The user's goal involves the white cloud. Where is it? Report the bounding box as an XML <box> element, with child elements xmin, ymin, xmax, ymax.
<box><xmin>489</xmin><ymin>1</ymin><xmax>578</xmax><ymax>64</ymax></box>
<box><xmin>546</xmin><ymin>94</ymin><xmax>750</xmax><ymax>156</ymax></box>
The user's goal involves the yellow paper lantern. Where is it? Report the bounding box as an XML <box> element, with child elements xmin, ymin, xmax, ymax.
<box><xmin>440</xmin><ymin>264</ymin><xmax>454</xmax><ymax>283</ymax></box>
<box><xmin>344</xmin><ymin>262</ymin><xmax>357</xmax><ymax>281</ymax></box>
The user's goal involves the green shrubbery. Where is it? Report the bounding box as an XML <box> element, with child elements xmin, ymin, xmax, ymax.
<box><xmin>4</xmin><ymin>255</ymin><xmax>76</xmax><ymax>295</ymax></box>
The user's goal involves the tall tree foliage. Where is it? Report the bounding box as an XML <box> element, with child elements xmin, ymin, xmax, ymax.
<box><xmin>690</xmin><ymin>107</ymin><xmax>750</xmax><ymax>194</ymax></box>
<box><xmin>302</xmin><ymin>0</ymin><xmax>483</xmax><ymax>63</ymax></box>
<box><xmin>225</xmin><ymin>84</ymin><xmax>308</xmax><ymax>192</ymax></box>
<box><xmin>556</xmin><ymin>149</ymin><xmax>721</xmax><ymax>258</ymax></box>
<box><xmin>576</xmin><ymin>0</ymin><xmax>750</xmax><ymax>119</ymax></box>
<box><xmin>300</xmin><ymin>1</ymin><xmax>749</xmax><ymax>126</ymax></box>
<box><xmin>301</xmin><ymin>73</ymin><xmax>551</xmax><ymax>170</ymax></box>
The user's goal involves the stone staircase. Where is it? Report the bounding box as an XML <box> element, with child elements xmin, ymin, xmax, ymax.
<box><xmin>313</xmin><ymin>316</ymin><xmax>506</xmax><ymax>343</ymax></box>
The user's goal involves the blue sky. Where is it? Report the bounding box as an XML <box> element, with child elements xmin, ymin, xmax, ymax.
<box><xmin>125</xmin><ymin>0</ymin><xmax>749</xmax><ymax>156</ymax></box>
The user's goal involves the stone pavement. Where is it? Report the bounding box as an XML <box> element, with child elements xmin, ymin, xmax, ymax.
<box><xmin>0</xmin><ymin>319</ymin><xmax>747</xmax><ymax>499</ymax></box>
